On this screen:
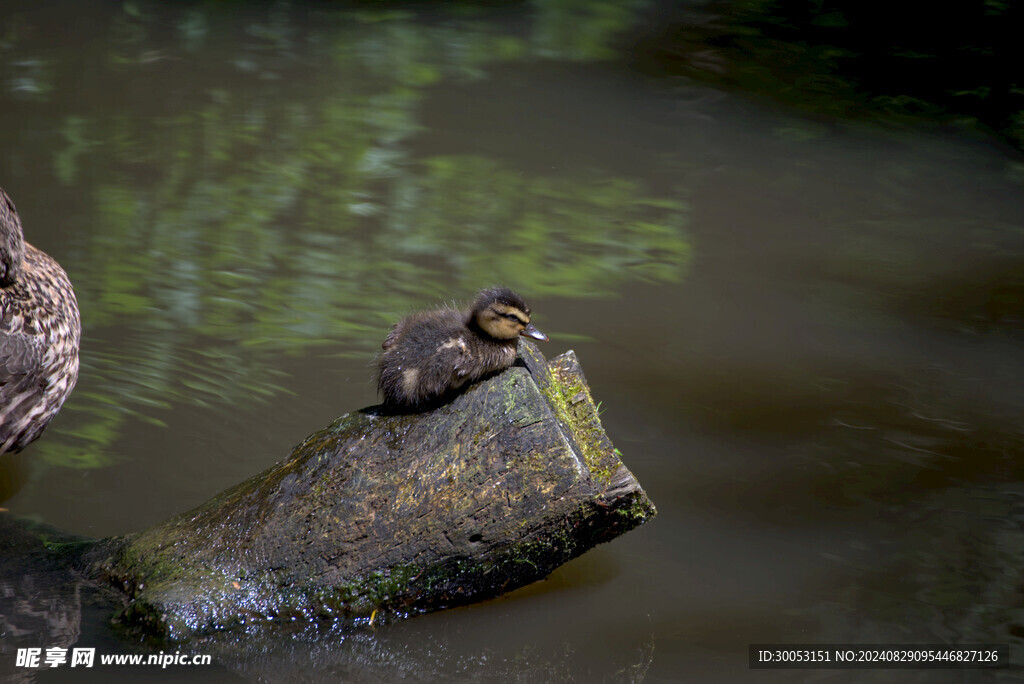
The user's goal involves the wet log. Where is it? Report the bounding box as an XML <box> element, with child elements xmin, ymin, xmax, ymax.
<box><xmin>88</xmin><ymin>342</ymin><xmax>656</xmax><ymax>639</ymax></box>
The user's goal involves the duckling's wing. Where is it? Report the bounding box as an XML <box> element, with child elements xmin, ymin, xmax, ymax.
<box><xmin>447</xmin><ymin>338</ymin><xmax>475</xmax><ymax>379</ymax></box>
<box><xmin>408</xmin><ymin>335</ymin><xmax>473</xmax><ymax>399</ymax></box>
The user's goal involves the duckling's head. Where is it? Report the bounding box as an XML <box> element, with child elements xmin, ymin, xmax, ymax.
<box><xmin>0</xmin><ymin>188</ymin><xmax>25</xmax><ymax>286</ymax></box>
<box><xmin>471</xmin><ymin>287</ymin><xmax>548</xmax><ymax>342</ymax></box>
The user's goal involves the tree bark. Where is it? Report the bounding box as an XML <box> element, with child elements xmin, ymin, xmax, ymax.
<box><xmin>87</xmin><ymin>342</ymin><xmax>656</xmax><ymax>639</ymax></box>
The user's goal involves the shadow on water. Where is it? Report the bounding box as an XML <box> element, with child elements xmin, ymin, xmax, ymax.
<box><xmin>628</xmin><ymin>0</ymin><xmax>1024</xmax><ymax>154</ymax></box>
<box><xmin>899</xmin><ymin>257</ymin><xmax>1024</xmax><ymax>334</ymax></box>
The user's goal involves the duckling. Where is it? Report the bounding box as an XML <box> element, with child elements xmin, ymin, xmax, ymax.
<box><xmin>377</xmin><ymin>287</ymin><xmax>547</xmax><ymax>410</ymax></box>
<box><xmin>0</xmin><ymin>187</ymin><xmax>81</xmax><ymax>454</ymax></box>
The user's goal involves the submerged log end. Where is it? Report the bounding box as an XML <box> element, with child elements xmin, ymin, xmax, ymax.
<box><xmin>96</xmin><ymin>343</ymin><xmax>655</xmax><ymax>639</ymax></box>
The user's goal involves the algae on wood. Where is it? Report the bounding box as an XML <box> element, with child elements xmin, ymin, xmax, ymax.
<box><xmin>93</xmin><ymin>342</ymin><xmax>655</xmax><ymax>639</ymax></box>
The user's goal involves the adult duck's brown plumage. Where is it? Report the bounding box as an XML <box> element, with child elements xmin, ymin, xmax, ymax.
<box><xmin>377</xmin><ymin>287</ymin><xmax>547</xmax><ymax>410</ymax></box>
<box><xmin>0</xmin><ymin>187</ymin><xmax>80</xmax><ymax>454</ymax></box>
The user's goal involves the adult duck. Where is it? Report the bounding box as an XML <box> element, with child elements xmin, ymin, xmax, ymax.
<box><xmin>0</xmin><ymin>187</ymin><xmax>80</xmax><ymax>454</ymax></box>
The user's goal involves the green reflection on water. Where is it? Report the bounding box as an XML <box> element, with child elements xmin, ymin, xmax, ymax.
<box><xmin>0</xmin><ymin>1</ymin><xmax>689</xmax><ymax>468</ymax></box>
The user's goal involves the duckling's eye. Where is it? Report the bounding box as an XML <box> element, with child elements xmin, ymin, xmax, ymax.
<box><xmin>504</xmin><ymin>313</ymin><xmax>521</xmax><ymax>323</ymax></box>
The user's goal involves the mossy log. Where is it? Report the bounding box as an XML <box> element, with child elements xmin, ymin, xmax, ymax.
<box><xmin>89</xmin><ymin>342</ymin><xmax>655</xmax><ymax>639</ymax></box>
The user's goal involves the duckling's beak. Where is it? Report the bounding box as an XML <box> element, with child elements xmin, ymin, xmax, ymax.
<box><xmin>521</xmin><ymin>323</ymin><xmax>548</xmax><ymax>342</ymax></box>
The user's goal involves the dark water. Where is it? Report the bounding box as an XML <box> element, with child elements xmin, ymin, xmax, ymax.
<box><xmin>2</xmin><ymin>1</ymin><xmax>1023</xmax><ymax>681</ymax></box>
